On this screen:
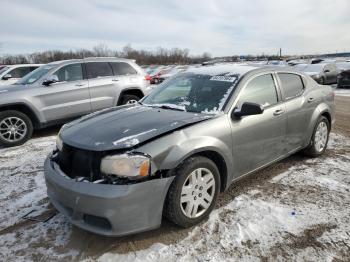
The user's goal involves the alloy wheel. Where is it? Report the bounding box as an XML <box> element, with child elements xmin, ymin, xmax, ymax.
<box><xmin>0</xmin><ymin>117</ymin><xmax>27</xmax><ymax>142</ymax></box>
<box><xmin>314</xmin><ymin>121</ymin><xmax>328</xmax><ymax>152</ymax></box>
<box><xmin>180</xmin><ymin>168</ymin><xmax>216</xmax><ymax>218</ymax></box>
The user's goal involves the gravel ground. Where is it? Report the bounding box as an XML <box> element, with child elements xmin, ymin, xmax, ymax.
<box><xmin>0</xmin><ymin>91</ymin><xmax>349</xmax><ymax>262</ymax></box>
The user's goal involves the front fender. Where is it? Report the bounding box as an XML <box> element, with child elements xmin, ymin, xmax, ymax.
<box><xmin>136</xmin><ymin>117</ymin><xmax>234</xmax><ymax>190</ymax></box>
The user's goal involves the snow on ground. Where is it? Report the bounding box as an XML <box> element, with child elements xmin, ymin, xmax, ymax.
<box><xmin>0</xmin><ymin>133</ymin><xmax>349</xmax><ymax>261</ymax></box>
<box><xmin>98</xmin><ymin>133</ymin><xmax>350</xmax><ymax>262</ymax></box>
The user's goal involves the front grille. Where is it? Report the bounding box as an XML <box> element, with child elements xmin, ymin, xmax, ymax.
<box><xmin>56</xmin><ymin>143</ymin><xmax>103</xmax><ymax>181</ymax></box>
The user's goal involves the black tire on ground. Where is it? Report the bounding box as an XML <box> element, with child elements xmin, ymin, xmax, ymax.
<box><xmin>120</xmin><ymin>94</ymin><xmax>141</xmax><ymax>105</ymax></box>
<box><xmin>0</xmin><ymin>110</ymin><xmax>33</xmax><ymax>147</ymax></box>
<box><xmin>303</xmin><ymin>116</ymin><xmax>330</xmax><ymax>157</ymax></box>
<box><xmin>319</xmin><ymin>77</ymin><xmax>325</xmax><ymax>85</ymax></box>
<box><xmin>164</xmin><ymin>156</ymin><xmax>221</xmax><ymax>228</ymax></box>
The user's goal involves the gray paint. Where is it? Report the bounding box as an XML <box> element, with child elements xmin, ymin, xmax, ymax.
<box><xmin>45</xmin><ymin>64</ymin><xmax>334</xmax><ymax>236</ymax></box>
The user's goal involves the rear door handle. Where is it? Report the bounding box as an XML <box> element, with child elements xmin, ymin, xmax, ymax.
<box><xmin>307</xmin><ymin>97</ymin><xmax>315</xmax><ymax>103</ymax></box>
<box><xmin>273</xmin><ymin>109</ymin><xmax>284</xmax><ymax>116</ymax></box>
<box><xmin>75</xmin><ymin>83</ymin><xmax>85</xmax><ymax>87</ymax></box>
<box><xmin>112</xmin><ymin>79</ymin><xmax>120</xmax><ymax>82</ymax></box>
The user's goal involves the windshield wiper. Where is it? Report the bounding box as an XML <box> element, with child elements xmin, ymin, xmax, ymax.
<box><xmin>146</xmin><ymin>104</ymin><xmax>185</xmax><ymax>111</ymax></box>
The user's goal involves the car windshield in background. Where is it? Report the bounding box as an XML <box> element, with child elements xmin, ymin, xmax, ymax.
<box><xmin>0</xmin><ymin>66</ymin><xmax>9</xmax><ymax>76</ymax></box>
<box><xmin>142</xmin><ymin>73</ymin><xmax>239</xmax><ymax>113</ymax></box>
<box><xmin>15</xmin><ymin>65</ymin><xmax>56</xmax><ymax>85</ymax></box>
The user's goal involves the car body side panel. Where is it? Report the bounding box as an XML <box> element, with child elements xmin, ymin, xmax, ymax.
<box><xmin>137</xmin><ymin>116</ymin><xmax>234</xmax><ymax>190</ymax></box>
<box><xmin>230</xmin><ymin>104</ymin><xmax>286</xmax><ymax>175</ymax></box>
<box><xmin>38</xmin><ymin>80</ymin><xmax>92</xmax><ymax>121</ymax></box>
<box><xmin>88</xmin><ymin>76</ymin><xmax>122</xmax><ymax>110</ymax></box>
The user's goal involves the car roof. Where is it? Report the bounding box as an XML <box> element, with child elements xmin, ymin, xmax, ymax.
<box><xmin>185</xmin><ymin>63</ymin><xmax>303</xmax><ymax>77</ymax></box>
<box><xmin>47</xmin><ymin>57</ymin><xmax>135</xmax><ymax>66</ymax></box>
<box><xmin>6</xmin><ymin>64</ymin><xmax>43</xmax><ymax>68</ymax></box>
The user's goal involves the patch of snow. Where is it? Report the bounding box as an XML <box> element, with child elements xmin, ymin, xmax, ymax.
<box><xmin>112</xmin><ymin>129</ymin><xmax>157</xmax><ymax>146</ymax></box>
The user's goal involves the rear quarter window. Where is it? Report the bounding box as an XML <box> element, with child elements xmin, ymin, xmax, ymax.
<box><xmin>110</xmin><ymin>62</ymin><xmax>137</xmax><ymax>75</ymax></box>
<box><xmin>85</xmin><ymin>62</ymin><xmax>113</xmax><ymax>79</ymax></box>
<box><xmin>278</xmin><ymin>73</ymin><xmax>304</xmax><ymax>100</ymax></box>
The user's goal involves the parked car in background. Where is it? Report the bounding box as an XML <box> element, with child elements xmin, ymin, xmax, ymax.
<box><xmin>45</xmin><ymin>64</ymin><xmax>334</xmax><ymax>236</ymax></box>
<box><xmin>147</xmin><ymin>66</ymin><xmax>170</xmax><ymax>84</ymax></box>
<box><xmin>295</xmin><ymin>63</ymin><xmax>338</xmax><ymax>84</ymax></box>
<box><xmin>266</xmin><ymin>60</ymin><xmax>289</xmax><ymax>66</ymax></box>
<box><xmin>157</xmin><ymin>65</ymin><xmax>189</xmax><ymax>83</ymax></box>
<box><xmin>0</xmin><ymin>57</ymin><xmax>151</xmax><ymax>147</ymax></box>
<box><xmin>336</xmin><ymin>62</ymin><xmax>350</xmax><ymax>88</ymax></box>
<box><xmin>0</xmin><ymin>64</ymin><xmax>42</xmax><ymax>85</ymax></box>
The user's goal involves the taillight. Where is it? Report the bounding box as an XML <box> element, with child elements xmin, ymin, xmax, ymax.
<box><xmin>145</xmin><ymin>75</ymin><xmax>151</xmax><ymax>81</ymax></box>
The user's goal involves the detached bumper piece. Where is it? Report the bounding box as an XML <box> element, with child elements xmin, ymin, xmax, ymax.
<box><xmin>44</xmin><ymin>156</ymin><xmax>174</xmax><ymax>236</ymax></box>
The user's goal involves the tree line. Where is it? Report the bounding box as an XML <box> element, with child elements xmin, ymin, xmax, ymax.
<box><xmin>0</xmin><ymin>43</ymin><xmax>291</xmax><ymax>66</ymax></box>
<box><xmin>0</xmin><ymin>44</ymin><xmax>214</xmax><ymax>65</ymax></box>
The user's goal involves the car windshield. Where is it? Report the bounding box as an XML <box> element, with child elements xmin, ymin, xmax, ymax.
<box><xmin>0</xmin><ymin>66</ymin><xmax>9</xmax><ymax>76</ymax></box>
<box><xmin>15</xmin><ymin>64</ymin><xmax>56</xmax><ymax>85</ymax></box>
<box><xmin>142</xmin><ymin>73</ymin><xmax>239</xmax><ymax>114</ymax></box>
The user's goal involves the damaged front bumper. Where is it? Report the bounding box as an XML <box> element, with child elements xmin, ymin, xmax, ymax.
<box><xmin>44</xmin><ymin>155</ymin><xmax>174</xmax><ymax>236</ymax></box>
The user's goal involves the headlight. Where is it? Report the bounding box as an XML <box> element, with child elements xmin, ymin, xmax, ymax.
<box><xmin>100</xmin><ymin>154</ymin><xmax>150</xmax><ymax>178</ymax></box>
<box><xmin>56</xmin><ymin>135</ymin><xmax>63</xmax><ymax>151</ymax></box>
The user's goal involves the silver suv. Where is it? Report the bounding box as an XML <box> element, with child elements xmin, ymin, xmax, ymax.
<box><xmin>0</xmin><ymin>57</ymin><xmax>151</xmax><ymax>147</ymax></box>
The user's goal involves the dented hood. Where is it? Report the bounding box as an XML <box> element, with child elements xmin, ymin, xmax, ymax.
<box><xmin>60</xmin><ymin>105</ymin><xmax>214</xmax><ymax>151</ymax></box>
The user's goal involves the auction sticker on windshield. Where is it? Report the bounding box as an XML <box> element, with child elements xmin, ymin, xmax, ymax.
<box><xmin>210</xmin><ymin>75</ymin><xmax>237</xmax><ymax>82</ymax></box>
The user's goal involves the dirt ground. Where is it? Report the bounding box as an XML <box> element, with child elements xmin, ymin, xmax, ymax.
<box><xmin>0</xmin><ymin>94</ymin><xmax>349</xmax><ymax>261</ymax></box>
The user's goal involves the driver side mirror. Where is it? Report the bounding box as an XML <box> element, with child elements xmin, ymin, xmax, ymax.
<box><xmin>2</xmin><ymin>73</ymin><xmax>12</xmax><ymax>80</ymax></box>
<box><xmin>232</xmin><ymin>102</ymin><xmax>264</xmax><ymax>118</ymax></box>
<box><xmin>42</xmin><ymin>75</ymin><xmax>59</xmax><ymax>86</ymax></box>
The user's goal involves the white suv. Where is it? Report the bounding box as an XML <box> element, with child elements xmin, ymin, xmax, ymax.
<box><xmin>0</xmin><ymin>64</ymin><xmax>42</xmax><ymax>85</ymax></box>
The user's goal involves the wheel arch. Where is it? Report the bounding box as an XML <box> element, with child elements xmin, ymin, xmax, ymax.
<box><xmin>161</xmin><ymin>147</ymin><xmax>231</xmax><ymax>193</ymax></box>
<box><xmin>303</xmin><ymin>103</ymin><xmax>333</xmax><ymax>147</ymax></box>
<box><xmin>117</xmin><ymin>88</ymin><xmax>145</xmax><ymax>105</ymax></box>
<box><xmin>0</xmin><ymin>103</ymin><xmax>40</xmax><ymax>129</ymax></box>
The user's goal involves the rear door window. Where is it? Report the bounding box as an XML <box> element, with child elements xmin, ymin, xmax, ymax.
<box><xmin>110</xmin><ymin>62</ymin><xmax>137</xmax><ymax>75</ymax></box>
<box><xmin>278</xmin><ymin>73</ymin><xmax>304</xmax><ymax>100</ymax></box>
<box><xmin>86</xmin><ymin>62</ymin><xmax>113</xmax><ymax>79</ymax></box>
<box><xmin>53</xmin><ymin>63</ymin><xmax>83</xmax><ymax>82</ymax></box>
<box><xmin>9</xmin><ymin>67</ymin><xmax>31</xmax><ymax>78</ymax></box>
<box><xmin>238</xmin><ymin>74</ymin><xmax>278</xmax><ymax>108</ymax></box>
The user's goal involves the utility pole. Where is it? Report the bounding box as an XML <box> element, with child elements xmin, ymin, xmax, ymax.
<box><xmin>279</xmin><ymin>48</ymin><xmax>282</xmax><ymax>59</ymax></box>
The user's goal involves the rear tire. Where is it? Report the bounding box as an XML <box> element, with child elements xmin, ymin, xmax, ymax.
<box><xmin>303</xmin><ymin>116</ymin><xmax>330</xmax><ymax>157</ymax></box>
<box><xmin>120</xmin><ymin>94</ymin><xmax>141</xmax><ymax>105</ymax></box>
<box><xmin>319</xmin><ymin>77</ymin><xmax>325</xmax><ymax>85</ymax></box>
<box><xmin>0</xmin><ymin>110</ymin><xmax>33</xmax><ymax>147</ymax></box>
<box><xmin>164</xmin><ymin>156</ymin><xmax>221</xmax><ymax>228</ymax></box>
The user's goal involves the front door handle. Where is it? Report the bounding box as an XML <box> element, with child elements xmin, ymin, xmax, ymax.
<box><xmin>112</xmin><ymin>79</ymin><xmax>120</xmax><ymax>82</ymax></box>
<box><xmin>273</xmin><ymin>109</ymin><xmax>284</xmax><ymax>116</ymax></box>
<box><xmin>75</xmin><ymin>83</ymin><xmax>85</xmax><ymax>87</ymax></box>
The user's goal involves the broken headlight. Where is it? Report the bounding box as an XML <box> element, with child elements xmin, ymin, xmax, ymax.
<box><xmin>100</xmin><ymin>154</ymin><xmax>150</xmax><ymax>179</ymax></box>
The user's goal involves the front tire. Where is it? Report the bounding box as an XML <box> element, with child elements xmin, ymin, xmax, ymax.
<box><xmin>164</xmin><ymin>156</ymin><xmax>221</xmax><ymax>228</ymax></box>
<box><xmin>0</xmin><ymin>110</ymin><xmax>33</xmax><ymax>147</ymax></box>
<box><xmin>303</xmin><ymin>116</ymin><xmax>330</xmax><ymax>157</ymax></box>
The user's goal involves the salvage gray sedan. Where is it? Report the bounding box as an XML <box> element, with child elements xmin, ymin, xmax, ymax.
<box><xmin>44</xmin><ymin>64</ymin><xmax>334</xmax><ymax>236</ymax></box>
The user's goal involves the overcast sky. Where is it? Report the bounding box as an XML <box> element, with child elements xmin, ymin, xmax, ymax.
<box><xmin>1</xmin><ymin>0</ymin><xmax>349</xmax><ymax>56</ymax></box>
